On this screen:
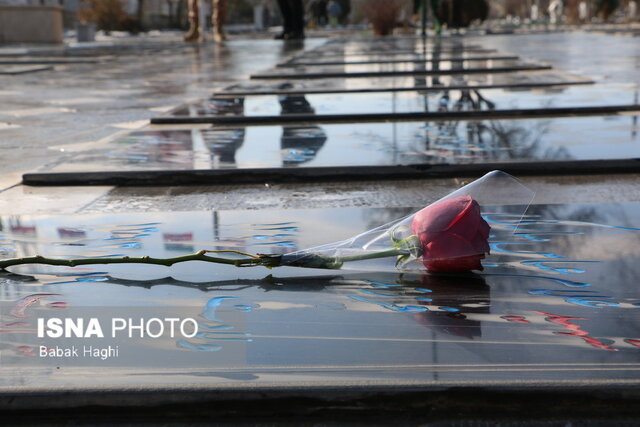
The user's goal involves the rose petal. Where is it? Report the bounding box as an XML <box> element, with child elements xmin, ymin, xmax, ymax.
<box><xmin>477</xmin><ymin>216</ymin><xmax>491</xmax><ymax>239</ymax></box>
<box><xmin>424</xmin><ymin>232</ymin><xmax>479</xmax><ymax>260</ymax></box>
<box><xmin>446</xmin><ymin>200</ymin><xmax>482</xmax><ymax>239</ymax></box>
<box><xmin>471</xmin><ymin>229</ymin><xmax>491</xmax><ymax>254</ymax></box>
<box><xmin>412</xmin><ymin>195</ymin><xmax>491</xmax><ymax>272</ymax></box>
<box><xmin>411</xmin><ymin>196</ymin><xmax>474</xmax><ymax>242</ymax></box>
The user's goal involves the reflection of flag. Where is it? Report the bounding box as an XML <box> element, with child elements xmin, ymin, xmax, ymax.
<box><xmin>10</xmin><ymin>225</ymin><xmax>36</xmax><ymax>236</ymax></box>
<box><xmin>57</xmin><ymin>227</ymin><xmax>86</xmax><ymax>238</ymax></box>
<box><xmin>163</xmin><ymin>232</ymin><xmax>194</xmax><ymax>252</ymax></box>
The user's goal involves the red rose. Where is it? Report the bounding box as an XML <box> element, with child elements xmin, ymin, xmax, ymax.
<box><xmin>410</xmin><ymin>195</ymin><xmax>490</xmax><ymax>272</ymax></box>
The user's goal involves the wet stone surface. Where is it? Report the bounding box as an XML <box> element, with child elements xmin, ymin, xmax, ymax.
<box><xmin>249</xmin><ymin>60</ymin><xmax>551</xmax><ymax>79</ymax></box>
<box><xmin>1</xmin><ymin>203</ymin><xmax>640</xmax><ymax>387</ymax></box>
<box><xmin>0</xmin><ymin>65</ymin><xmax>53</xmax><ymax>75</ymax></box>
<box><xmin>217</xmin><ymin>70</ymin><xmax>593</xmax><ymax>95</ymax></box>
<box><xmin>77</xmin><ymin>174</ymin><xmax>640</xmax><ymax>214</ymax></box>
<box><xmin>471</xmin><ymin>32</ymin><xmax>640</xmax><ymax>85</ymax></box>
<box><xmin>162</xmin><ymin>84</ymin><xmax>639</xmax><ymax>121</ymax></box>
<box><xmin>279</xmin><ymin>54</ymin><xmax>521</xmax><ymax>67</ymax></box>
<box><xmin>2</xmin><ymin>31</ymin><xmax>640</xmax><ymax>405</ymax></box>
<box><xmin>251</xmin><ymin>55</ymin><xmax>544</xmax><ymax>74</ymax></box>
<box><xmin>296</xmin><ymin>39</ymin><xmax>497</xmax><ymax>56</ymax></box>
<box><xmin>36</xmin><ymin>113</ymin><xmax>640</xmax><ymax>174</ymax></box>
<box><xmin>0</xmin><ymin>38</ymin><xmax>324</xmax><ymax>177</ymax></box>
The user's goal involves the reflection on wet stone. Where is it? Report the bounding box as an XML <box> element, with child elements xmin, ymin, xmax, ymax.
<box><xmin>203</xmin><ymin>128</ymin><xmax>245</xmax><ymax>166</ymax></box>
<box><xmin>219</xmin><ymin>71</ymin><xmax>594</xmax><ymax>96</ymax></box>
<box><xmin>346</xmin><ymin>273</ymin><xmax>490</xmax><ymax>340</ymax></box>
<box><xmin>169</xmin><ymin>85</ymin><xmax>640</xmax><ymax>120</ymax></box>
<box><xmin>281</xmin><ymin>126</ymin><xmax>327</xmax><ymax>166</ymax></box>
<box><xmin>6</xmin><ymin>33</ymin><xmax>640</xmax><ymax>392</ymax></box>
<box><xmin>249</xmin><ymin>60</ymin><xmax>551</xmax><ymax>80</ymax></box>
<box><xmin>40</xmin><ymin>113</ymin><xmax>640</xmax><ymax>174</ymax></box>
<box><xmin>1</xmin><ymin>203</ymin><xmax>640</xmax><ymax>380</ymax></box>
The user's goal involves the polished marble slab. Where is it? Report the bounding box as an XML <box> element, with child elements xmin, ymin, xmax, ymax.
<box><xmin>250</xmin><ymin>61</ymin><xmax>551</xmax><ymax>80</ymax></box>
<box><xmin>278</xmin><ymin>54</ymin><xmax>520</xmax><ymax>67</ymax></box>
<box><xmin>215</xmin><ymin>71</ymin><xmax>593</xmax><ymax>96</ymax></box>
<box><xmin>154</xmin><ymin>84</ymin><xmax>639</xmax><ymax>125</ymax></box>
<box><xmin>289</xmin><ymin>50</ymin><xmax>502</xmax><ymax>63</ymax></box>
<box><xmin>290</xmin><ymin>49</ymin><xmax>501</xmax><ymax>63</ymax></box>
<box><xmin>296</xmin><ymin>42</ymin><xmax>498</xmax><ymax>58</ymax></box>
<box><xmin>295</xmin><ymin>39</ymin><xmax>495</xmax><ymax>62</ymax></box>
<box><xmin>1</xmin><ymin>202</ymin><xmax>640</xmax><ymax>389</ymax></box>
<box><xmin>271</xmin><ymin>59</ymin><xmax>533</xmax><ymax>73</ymax></box>
<box><xmin>25</xmin><ymin>113</ymin><xmax>640</xmax><ymax>186</ymax></box>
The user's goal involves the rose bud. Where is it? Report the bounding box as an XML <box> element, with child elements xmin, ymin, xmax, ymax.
<box><xmin>411</xmin><ymin>195</ymin><xmax>491</xmax><ymax>272</ymax></box>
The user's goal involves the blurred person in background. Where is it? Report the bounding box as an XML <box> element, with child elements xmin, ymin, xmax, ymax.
<box><xmin>185</xmin><ymin>0</ymin><xmax>227</xmax><ymax>42</ymax></box>
<box><xmin>629</xmin><ymin>0</ymin><xmax>637</xmax><ymax>21</ymax></box>
<box><xmin>548</xmin><ymin>0</ymin><xmax>563</xmax><ymax>24</ymax></box>
<box><xmin>310</xmin><ymin>0</ymin><xmax>328</xmax><ymax>27</ymax></box>
<box><xmin>327</xmin><ymin>0</ymin><xmax>342</xmax><ymax>27</ymax></box>
<box><xmin>579</xmin><ymin>0</ymin><xmax>589</xmax><ymax>22</ymax></box>
<box><xmin>275</xmin><ymin>0</ymin><xmax>305</xmax><ymax>39</ymax></box>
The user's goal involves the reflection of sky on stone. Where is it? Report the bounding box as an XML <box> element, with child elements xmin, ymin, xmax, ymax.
<box><xmin>256</xmin><ymin>59</ymin><xmax>541</xmax><ymax>76</ymax></box>
<box><xmin>189</xmin><ymin>84</ymin><xmax>639</xmax><ymax>118</ymax></box>
<box><xmin>476</xmin><ymin>32</ymin><xmax>640</xmax><ymax>85</ymax></box>
<box><xmin>2</xmin><ymin>204</ymin><xmax>640</xmax><ymax>384</ymax></box>
<box><xmin>47</xmin><ymin>113</ymin><xmax>640</xmax><ymax>174</ymax></box>
<box><xmin>226</xmin><ymin>70</ymin><xmax>591</xmax><ymax>93</ymax></box>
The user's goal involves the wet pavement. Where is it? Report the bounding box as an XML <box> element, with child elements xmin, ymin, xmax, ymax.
<box><xmin>2</xmin><ymin>29</ymin><xmax>640</xmax><ymax>422</ymax></box>
<box><xmin>0</xmin><ymin>36</ymin><xmax>324</xmax><ymax>178</ymax></box>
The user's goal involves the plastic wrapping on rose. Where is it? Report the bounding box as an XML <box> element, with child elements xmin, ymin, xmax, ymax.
<box><xmin>279</xmin><ymin>170</ymin><xmax>535</xmax><ymax>273</ymax></box>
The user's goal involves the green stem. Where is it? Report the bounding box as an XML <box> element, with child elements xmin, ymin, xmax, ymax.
<box><xmin>0</xmin><ymin>247</ymin><xmax>414</xmax><ymax>273</ymax></box>
<box><xmin>334</xmin><ymin>248</ymin><xmax>409</xmax><ymax>264</ymax></box>
<box><xmin>0</xmin><ymin>250</ymin><xmax>281</xmax><ymax>271</ymax></box>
